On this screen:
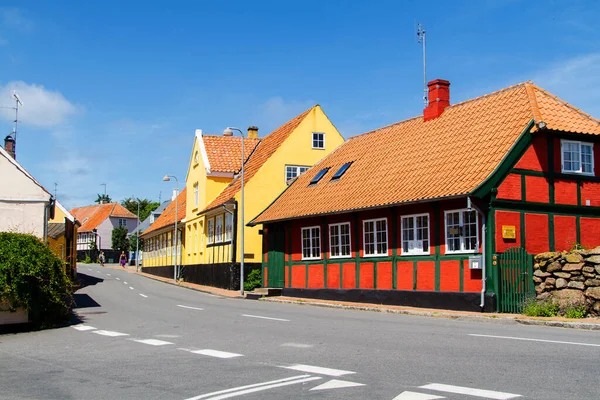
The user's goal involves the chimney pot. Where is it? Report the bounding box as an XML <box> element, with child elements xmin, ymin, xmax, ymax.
<box><xmin>424</xmin><ymin>79</ymin><xmax>451</xmax><ymax>121</ymax></box>
<box><xmin>3</xmin><ymin>135</ymin><xmax>15</xmax><ymax>159</ymax></box>
<box><xmin>247</xmin><ymin>126</ymin><xmax>259</xmax><ymax>139</ymax></box>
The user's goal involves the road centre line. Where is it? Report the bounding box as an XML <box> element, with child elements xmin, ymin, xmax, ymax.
<box><xmin>419</xmin><ymin>383</ymin><xmax>521</xmax><ymax>399</ymax></box>
<box><xmin>281</xmin><ymin>364</ymin><xmax>355</xmax><ymax>377</ymax></box>
<box><xmin>129</xmin><ymin>286</ymin><xmax>134</xmax><ymax>290</ymax></box>
<box><xmin>139</xmin><ymin>294</ymin><xmax>148</xmax><ymax>298</ymax></box>
<box><xmin>92</xmin><ymin>330</ymin><xmax>129</xmax><ymax>337</ymax></box>
<box><xmin>187</xmin><ymin>349</ymin><xmax>243</xmax><ymax>359</ymax></box>
<box><xmin>130</xmin><ymin>338</ymin><xmax>173</xmax><ymax>346</ymax></box>
<box><xmin>106</xmin><ymin>273</ymin><xmax>111</xmax><ymax>276</ymax></box>
<box><xmin>177</xmin><ymin>305</ymin><xmax>204</xmax><ymax>311</ymax></box>
<box><xmin>184</xmin><ymin>375</ymin><xmax>320</xmax><ymax>400</ymax></box>
<box><xmin>242</xmin><ymin>314</ymin><xmax>289</xmax><ymax>322</ymax></box>
<box><xmin>72</xmin><ymin>324</ymin><xmax>97</xmax><ymax>331</ymax></box>
<box><xmin>116</xmin><ymin>277</ymin><xmax>120</xmax><ymax>280</ymax></box>
<box><xmin>469</xmin><ymin>333</ymin><xmax>600</xmax><ymax>348</ymax></box>
<box><xmin>124</xmin><ymin>281</ymin><xmax>128</xmax><ymax>285</ymax></box>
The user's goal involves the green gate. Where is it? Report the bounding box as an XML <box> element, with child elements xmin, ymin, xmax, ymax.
<box><xmin>497</xmin><ymin>247</ymin><xmax>535</xmax><ymax>313</ymax></box>
<box><xmin>267</xmin><ymin>225</ymin><xmax>285</xmax><ymax>288</ymax></box>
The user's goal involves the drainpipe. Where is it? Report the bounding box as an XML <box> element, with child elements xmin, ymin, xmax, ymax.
<box><xmin>468</xmin><ymin>196</ymin><xmax>487</xmax><ymax>311</ymax></box>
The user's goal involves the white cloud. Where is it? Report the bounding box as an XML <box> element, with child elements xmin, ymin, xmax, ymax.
<box><xmin>0</xmin><ymin>81</ymin><xmax>80</xmax><ymax>127</ymax></box>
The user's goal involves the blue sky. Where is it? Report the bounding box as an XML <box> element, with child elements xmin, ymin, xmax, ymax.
<box><xmin>1</xmin><ymin>1</ymin><xmax>599</xmax><ymax>210</ymax></box>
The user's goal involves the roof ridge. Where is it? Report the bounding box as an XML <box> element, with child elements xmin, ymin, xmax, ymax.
<box><xmin>524</xmin><ymin>81</ymin><xmax>543</xmax><ymax>123</ymax></box>
<box><xmin>529</xmin><ymin>82</ymin><xmax>600</xmax><ymax>126</ymax></box>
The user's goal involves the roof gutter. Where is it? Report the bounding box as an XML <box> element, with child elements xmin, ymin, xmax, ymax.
<box><xmin>197</xmin><ymin>199</ymin><xmax>235</xmax><ymax>217</ymax></box>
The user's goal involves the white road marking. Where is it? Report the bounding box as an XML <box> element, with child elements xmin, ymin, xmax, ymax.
<box><xmin>281</xmin><ymin>364</ymin><xmax>355</xmax><ymax>377</ymax></box>
<box><xmin>280</xmin><ymin>343</ymin><xmax>314</xmax><ymax>348</ymax></box>
<box><xmin>139</xmin><ymin>294</ymin><xmax>148</xmax><ymax>298</ymax></box>
<box><xmin>72</xmin><ymin>324</ymin><xmax>97</xmax><ymax>331</ymax></box>
<box><xmin>187</xmin><ymin>349</ymin><xmax>243</xmax><ymax>359</ymax></box>
<box><xmin>87</xmin><ymin>268</ymin><xmax>91</xmax><ymax>271</ymax></box>
<box><xmin>155</xmin><ymin>334</ymin><xmax>180</xmax><ymax>338</ymax></box>
<box><xmin>392</xmin><ymin>391</ymin><xmax>445</xmax><ymax>400</ymax></box>
<box><xmin>92</xmin><ymin>330</ymin><xmax>129</xmax><ymax>337</ymax></box>
<box><xmin>106</xmin><ymin>273</ymin><xmax>111</xmax><ymax>276</ymax></box>
<box><xmin>129</xmin><ymin>286</ymin><xmax>134</xmax><ymax>290</ymax></box>
<box><xmin>419</xmin><ymin>383</ymin><xmax>521</xmax><ymax>399</ymax></box>
<box><xmin>130</xmin><ymin>339</ymin><xmax>173</xmax><ymax>346</ymax></box>
<box><xmin>242</xmin><ymin>314</ymin><xmax>289</xmax><ymax>322</ymax></box>
<box><xmin>469</xmin><ymin>333</ymin><xmax>600</xmax><ymax>348</ymax></box>
<box><xmin>124</xmin><ymin>281</ymin><xmax>128</xmax><ymax>285</ymax></box>
<box><xmin>116</xmin><ymin>277</ymin><xmax>120</xmax><ymax>280</ymax></box>
<box><xmin>185</xmin><ymin>375</ymin><xmax>321</xmax><ymax>400</ymax></box>
<box><xmin>177</xmin><ymin>305</ymin><xmax>204</xmax><ymax>311</ymax></box>
<box><xmin>310</xmin><ymin>379</ymin><xmax>365</xmax><ymax>391</ymax></box>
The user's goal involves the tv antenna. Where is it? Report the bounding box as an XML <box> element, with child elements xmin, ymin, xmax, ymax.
<box><xmin>54</xmin><ymin>182</ymin><xmax>58</xmax><ymax>198</ymax></box>
<box><xmin>1</xmin><ymin>91</ymin><xmax>23</xmax><ymax>159</ymax></box>
<box><xmin>417</xmin><ymin>23</ymin><xmax>427</xmax><ymax>107</ymax></box>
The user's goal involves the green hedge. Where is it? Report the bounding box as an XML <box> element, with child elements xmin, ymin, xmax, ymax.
<box><xmin>0</xmin><ymin>232</ymin><xmax>73</xmax><ymax>328</ymax></box>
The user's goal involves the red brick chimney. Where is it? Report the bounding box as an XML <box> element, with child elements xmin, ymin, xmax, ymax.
<box><xmin>3</xmin><ymin>135</ymin><xmax>15</xmax><ymax>159</ymax></box>
<box><xmin>423</xmin><ymin>79</ymin><xmax>451</xmax><ymax>121</ymax></box>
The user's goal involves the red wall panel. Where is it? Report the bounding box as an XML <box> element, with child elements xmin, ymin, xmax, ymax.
<box><xmin>580</xmin><ymin>218</ymin><xmax>600</xmax><ymax>249</ymax></box>
<box><xmin>342</xmin><ymin>262</ymin><xmax>356</xmax><ymax>289</ymax></box>
<box><xmin>554</xmin><ymin>215</ymin><xmax>577</xmax><ymax>252</ymax></box>
<box><xmin>396</xmin><ymin>261</ymin><xmax>413</xmax><ymax>290</ymax></box>
<box><xmin>327</xmin><ymin>263</ymin><xmax>340</xmax><ymax>288</ymax></box>
<box><xmin>439</xmin><ymin>260</ymin><xmax>460</xmax><ymax>292</ymax></box>
<box><xmin>359</xmin><ymin>262</ymin><xmax>375</xmax><ymax>289</ymax></box>
<box><xmin>285</xmin><ymin>266</ymin><xmax>289</xmax><ymax>287</ymax></box>
<box><xmin>416</xmin><ymin>261</ymin><xmax>435</xmax><ymax>291</ymax></box>
<box><xmin>525</xmin><ymin>213</ymin><xmax>549</xmax><ymax>254</ymax></box>
<box><xmin>308</xmin><ymin>265</ymin><xmax>324</xmax><ymax>288</ymax></box>
<box><xmin>580</xmin><ymin>182</ymin><xmax>600</xmax><ymax>207</ymax></box>
<box><xmin>555</xmin><ymin>180</ymin><xmax>578</xmax><ymax>205</ymax></box>
<box><xmin>497</xmin><ymin>174</ymin><xmax>522</xmax><ymax>201</ymax></box>
<box><xmin>291</xmin><ymin>265</ymin><xmax>306</xmax><ymax>288</ymax></box>
<box><xmin>377</xmin><ymin>262</ymin><xmax>393</xmax><ymax>289</ymax></box>
<box><xmin>263</xmin><ymin>267</ymin><xmax>268</xmax><ymax>287</ymax></box>
<box><xmin>525</xmin><ymin>176</ymin><xmax>549</xmax><ymax>203</ymax></box>
<box><xmin>515</xmin><ymin>134</ymin><xmax>548</xmax><ymax>171</ymax></box>
<box><xmin>463</xmin><ymin>260</ymin><xmax>483</xmax><ymax>292</ymax></box>
<box><xmin>495</xmin><ymin>210</ymin><xmax>521</xmax><ymax>252</ymax></box>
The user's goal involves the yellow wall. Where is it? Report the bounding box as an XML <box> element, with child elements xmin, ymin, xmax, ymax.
<box><xmin>48</xmin><ymin>205</ymin><xmax>78</xmax><ymax>276</ymax></box>
<box><xmin>141</xmin><ymin>229</ymin><xmax>185</xmax><ymax>267</ymax></box>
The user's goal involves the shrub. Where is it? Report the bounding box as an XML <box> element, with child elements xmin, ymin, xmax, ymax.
<box><xmin>83</xmin><ymin>254</ymin><xmax>92</xmax><ymax>264</ymax></box>
<box><xmin>522</xmin><ymin>298</ymin><xmax>560</xmax><ymax>317</ymax></box>
<box><xmin>564</xmin><ymin>306</ymin><xmax>587</xmax><ymax>319</ymax></box>
<box><xmin>244</xmin><ymin>269</ymin><xmax>262</xmax><ymax>292</ymax></box>
<box><xmin>0</xmin><ymin>232</ymin><xmax>73</xmax><ymax>328</ymax></box>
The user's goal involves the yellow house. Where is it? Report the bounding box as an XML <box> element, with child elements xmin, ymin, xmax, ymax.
<box><xmin>177</xmin><ymin>105</ymin><xmax>344</xmax><ymax>289</ymax></box>
<box><xmin>47</xmin><ymin>201</ymin><xmax>80</xmax><ymax>280</ymax></box>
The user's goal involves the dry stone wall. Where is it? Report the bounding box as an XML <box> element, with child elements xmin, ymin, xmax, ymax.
<box><xmin>534</xmin><ymin>247</ymin><xmax>600</xmax><ymax>316</ymax></box>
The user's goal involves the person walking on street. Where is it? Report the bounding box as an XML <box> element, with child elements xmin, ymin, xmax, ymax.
<box><xmin>119</xmin><ymin>251</ymin><xmax>127</xmax><ymax>268</ymax></box>
<box><xmin>99</xmin><ymin>251</ymin><xmax>105</xmax><ymax>267</ymax></box>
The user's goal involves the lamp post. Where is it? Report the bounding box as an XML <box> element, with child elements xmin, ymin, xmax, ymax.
<box><xmin>163</xmin><ymin>175</ymin><xmax>179</xmax><ymax>282</ymax></box>
<box><xmin>129</xmin><ymin>198</ymin><xmax>141</xmax><ymax>272</ymax></box>
<box><xmin>223</xmin><ymin>127</ymin><xmax>245</xmax><ymax>296</ymax></box>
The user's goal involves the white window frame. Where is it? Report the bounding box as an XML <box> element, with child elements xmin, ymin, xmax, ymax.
<box><xmin>561</xmin><ymin>139</ymin><xmax>594</xmax><ymax>175</ymax></box>
<box><xmin>301</xmin><ymin>226</ymin><xmax>321</xmax><ymax>260</ymax></box>
<box><xmin>401</xmin><ymin>213</ymin><xmax>430</xmax><ymax>256</ymax></box>
<box><xmin>312</xmin><ymin>132</ymin><xmax>325</xmax><ymax>149</ymax></box>
<box><xmin>207</xmin><ymin>218</ymin><xmax>214</xmax><ymax>245</ymax></box>
<box><xmin>444</xmin><ymin>209</ymin><xmax>479</xmax><ymax>254</ymax></box>
<box><xmin>285</xmin><ymin>165</ymin><xmax>310</xmax><ymax>184</ymax></box>
<box><xmin>225</xmin><ymin>213</ymin><xmax>233</xmax><ymax>242</ymax></box>
<box><xmin>194</xmin><ymin>183</ymin><xmax>199</xmax><ymax>207</ymax></box>
<box><xmin>215</xmin><ymin>215</ymin><xmax>223</xmax><ymax>243</ymax></box>
<box><xmin>329</xmin><ymin>222</ymin><xmax>351</xmax><ymax>259</ymax></box>
<box><xmin>363</xmin><ymin>218</ymin><xmax>388</xmax><ymax>257</ymax></box>
<box><xmin>118</xmin><ymin>218</ymin><xmax>127</xmax><ymax>227</ymax></box>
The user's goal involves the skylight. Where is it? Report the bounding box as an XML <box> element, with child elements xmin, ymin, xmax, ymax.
<box><xmin>309</xmin><ymin>168</ymin><xmax>330</xmax><ymax>185</ymax></box>
<box><xmin>330</xmin><ymin>162</ymin><xmax>352</xmax><ymax>181</ymax></box>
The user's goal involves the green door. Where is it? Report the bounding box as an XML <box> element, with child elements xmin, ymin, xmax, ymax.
<box><xmin>267</xmin><ymin>225</ymin><xmax>285</xmax><ymax>288</ymax></box>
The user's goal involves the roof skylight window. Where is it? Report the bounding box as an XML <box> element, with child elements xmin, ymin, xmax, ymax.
<box><xmin>309</xmin><ymin>168</ymin><xmax>330</xmax><ymax>185</ymax></box>
<box><xmin>330</xmin><ymin>162</ymin><xmax>352</xmax><ymax>181</ymax></box>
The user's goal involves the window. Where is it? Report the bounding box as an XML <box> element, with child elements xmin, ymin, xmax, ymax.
<box><xmin>363</xmin><ymin>218</ymin><xmax>388</xmax><ymax>256</ymax></box>
<box><xmin>331</xmin><ymin>162</ymin><xmax>352</xmax><ymax>181</ymax></box>
<box><xmin>401</xmin><ymin>214</ymin><xmax>430</xmax><ymax>255</ymax></box>
<box><xmin>225</xmin><ymin>213</ymin><xmax>233</xmax><ymax>241</ymax></box>
<box><xmin>286</xmin><ymin>165</ymin><xmax>309</xmax><ymax>183</ymax></box>
<box><xmin>167</xmin><ymin>236</ymin><xmax>171</xmax><ymax>257</ymax></box>
<box><xmin>193</xmin><ymin>223</ymin><xmax>198</xmax><ymax>253</ymax></box>
<box><xmin>309</xmin><ymin>168</ymin><xmax>330</xmax><ymax>185</ymax></box>
<box><xmin>445</xmin><ymin>209</ymin><xmax>478</xmax><ymax>253</ymax></box>
<box><xmin>118</xmin><ymin>218</ymin><xmax>127</xmax><ymax>227</ymax></box>
<box><xmin>329</xmin><ymin>222</ymin><xmax>351</xmax><ymax>258</ymax></box>
<box><xmin>207</xmin><ymin>218</ymin><xmax>214</xmax><ymax>245</ymax></box>
<box><xmin>561</xmin><ymin>140</ymin><xmax>594</xmax><ymax>175</ymax></box>
<box><xmin>215</xmin><ymin>215</ymin><xmax>223</xmax><ymax>243</ymax></box>
<box><xmin>312</xmin><ymin>132</ymin><xmax>325</xmax><ymax>149</ymax></box>
<box><xmin>301</xmin><ymin>226</ymin><xmax>321</xmax><ymax>260</ymax></box>
<box><xmin>194</xmin><ymin>183</ymin><xmax>199</xmax><ymax>207</ymax></box>
<box><xmin>194</xmin><ymin>151</ymin><xmax>199</xmax><ymax>163</ymax></box>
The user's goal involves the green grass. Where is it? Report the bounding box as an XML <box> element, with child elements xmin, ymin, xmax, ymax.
<box><xmin>522</xmin><ymin>299</ymin><xmax>560</xmax><ymax>317</ymax></box>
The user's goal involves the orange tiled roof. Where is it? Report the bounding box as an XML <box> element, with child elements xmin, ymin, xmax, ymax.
<box><xmin>71</xmin><ymin>203</ymin><xmax>137</xmax><ymax>232</ymax></box>
<box><xmin>251</xmin><ymin>82</ymin><xmax>600</xmax><ymax>224</ymax></box>
<box><xmin>203</xmin><ymin>136</ymin><xmax>261</xmax><ymax>173</ymax></box>
<box><xmin>201</xmin><ymin>106</ymin><xmax>316</xmax><ymax>212</ymax></box>
<box><xmin>141</xmin><ymin>188</ymin><xmax>187</xmax><ymax>236</ymax></box>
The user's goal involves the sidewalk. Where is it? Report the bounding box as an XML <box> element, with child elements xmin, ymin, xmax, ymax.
<box><xmin>99</xmin><ymin>263</ymin><xmax>600</xmax><ymax>330</ymax></box>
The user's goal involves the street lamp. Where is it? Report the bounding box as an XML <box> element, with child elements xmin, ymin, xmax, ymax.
<box><xmin>223</xmin><ymin>127</ymin><xmax>245</xmax><ymax>296</ymax></box>
<box><xmin>163</xmin><ymin>175</ymin><xmax>179</xmax><ymax>283</ymax></box>
<box><xmin>128</xmin><ymin>198</ymin><xmax>141</xmax><ymax>272</ymax></box>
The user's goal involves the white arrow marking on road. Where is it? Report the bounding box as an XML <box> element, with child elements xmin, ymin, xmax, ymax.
<box><xmin>242</xmin><ymin>314</ymin><xmax>289</xmax><ymax>322</ymax></box>
<box><xmin>188</xmin><ymin>349</ymin><xmax>243</xmax><ymax>359</ymax></box>
<box><xmin>281</xmin><ymin>364</ymin><xmax>355</xmax><ymax>377</ymax></box>
<box><xmin>72</xmin><ymin>324</ymin><xmax>97</xmax><ymax>331</ymax></box>
<box><xmin>131</xmin><ymin>338</ymin><xmax>173</xmax><ymax>346</ymax></box>
<box><xmin>139</xmin><ymin>294</ymin><xmax>148</xmax><ymax>298</ymax></box>
<box><xmin>177</xmin><ymin>305</ymin><xmax>204</xmax><ymax>311</ymax></box>
<box><xmin>419</xmin><ymin>384</ymin><xmax>521</xmax><ymax>399</ymax></box>
<box><xmin>92</xmin><ymin>330</ymin><xmax>129</xmax><ymax>337</ymax></box>
<box><xmin>185</xmin><ymin>375</ymin><xmax>318</xmax><ymax>400</ymax></box>
<box><xmin>310</xmin><ymin>379</ymin><xmax>365</xmax><ymax>391</ymax></box>
<box><xmin>392</xmin><ymin>391</ymin><xmax>445</xmax><ymax>400</ymax></box>
<box><xmin>469</xmin><ymin>333</ymin><xmax>600</xmax><ymax>348</ymax></box>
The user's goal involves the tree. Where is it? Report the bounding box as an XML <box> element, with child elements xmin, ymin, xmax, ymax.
<box><xmin>111</xmin><ymin>225</ymin><xmax>130</xmax><ymax>253</ymax></box>
<box><xmin>95</xmin><ymin>194</ymin><xmax>112</xmax><ymax>204</ymax></box>
<box><xmin>129</xmin><ymin>232</ymin><xmax>144</xmax><ymax>252</ymax></box>
<box><xmin>121</xmin><ymin>197</ymin><xmax>160</xmax><ymax>222</ymax></box>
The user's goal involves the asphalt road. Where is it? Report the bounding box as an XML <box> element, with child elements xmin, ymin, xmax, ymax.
<box><xmin>1</xmin><ymin>264</ymin><xmax>599</xmax><ymax>400</ymax></box>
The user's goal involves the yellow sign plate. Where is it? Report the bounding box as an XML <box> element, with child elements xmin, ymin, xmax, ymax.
<box><xmin>502</xmin><ymin>225</ymin><xmax>516</xmax><ymax>239</ymax></box>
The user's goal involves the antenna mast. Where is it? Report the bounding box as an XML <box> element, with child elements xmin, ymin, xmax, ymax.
<box><xmin>417</xmin><ymin>23</ymin><xmax>427</xmax><ymax>107</ymax></box>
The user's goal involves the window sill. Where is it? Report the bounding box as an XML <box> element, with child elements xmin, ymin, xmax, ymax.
<box><xmin>302</xmin><ymin>257</ymin><xmax>322</xmax><ymax>261</ymax></box>
<box><xmin>400</xmin><ymin>252</ymin><xmax>431</xmax><ymax>256</ymax></box>
<box><xmin>445</xmin><ymin>250</ymin><xmax>478</xmax><ymax>255</ymax></box>
<box><xmin>329</xmin><ymin>255</ymin><xmax>352</xmax><ymax>259</ymax></box>
<box><xmin>561</xmin><ymin>170</ymin><xmax>594</xmax><ymax>176</ymax></box>
<box><xmin>312</xmin><ymin>147</ymin><xmax>325</xmax><ymax>150</ymax></box>
<box><xmin>363</xmin><ymin>253</ymin><xmax>388</xmax><ymax>258</ymax></box>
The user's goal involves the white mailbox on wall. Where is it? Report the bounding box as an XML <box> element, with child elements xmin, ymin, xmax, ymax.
<box><xmin>469</xmin><ymin>255</ymin><xmax>483</xmax><ymax>270</ymax></box>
